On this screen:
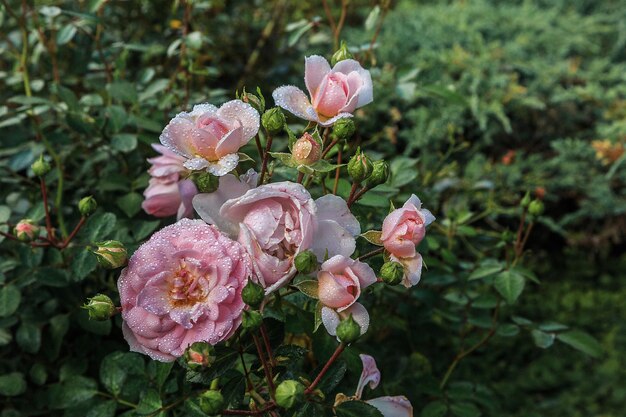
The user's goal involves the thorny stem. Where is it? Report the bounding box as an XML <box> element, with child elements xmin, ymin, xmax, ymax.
<box><xmin>252</xmin><ymin>334</ymin><xmax>275</xmax><ymax>400</ymax></box>
<box><xmin>259</xmin><ymin>133</ymin><xmax>273</xmax><ymax>184</ymax></box>
<box><xmin>439</xmin><ymin>301</ymin><xmax>501</xmax><ymax>389</ymax></box>
<box><xmin>305</xmin><ymin>342</ymin><xmax>346</xmax><ymax>394</ymax></box>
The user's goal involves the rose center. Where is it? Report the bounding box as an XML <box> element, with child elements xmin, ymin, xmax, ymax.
<box><xmin>168</xmin><ymin>260</ymin><xmax>210</xmax><ymax>306</ymax></box>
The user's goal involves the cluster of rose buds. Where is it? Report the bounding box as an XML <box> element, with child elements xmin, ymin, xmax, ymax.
<box><xmin>107</xmin><ymin>53</ymin><xmax>432</xmax><ymax>416</ymax></box>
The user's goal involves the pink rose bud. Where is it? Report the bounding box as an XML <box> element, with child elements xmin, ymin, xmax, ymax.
<box><xmin>14</xmin><ymin>219</ymin><xmax>39</xmax><ymax>241</ymax></box>
<box><xmin>292</xmin><ymin>133</ymin><xmax>322</xmax><ymax>165</ymax></box>
<box><xmin>272</xmin><ymin>55</ymin><xmax>373</xmax><ymax>126</ymax></box>
<box><xmin>381</xmin><ymin>195</ymin><xmax>435</xmax><ymax>288</ymax></box>
<box><xmin>117</xmin><ymin>219</ymin><xmax>251</xmax><ymax>362</ymax></box>
<box><xmin>159</xmin><ymin>100</ymin><xmax>260</xmax><ymax>176</ymax></box>
<box><xmin>317</xmin><ymin>255</ymin><xmax>377</xmax><ymax>311</ymax></box>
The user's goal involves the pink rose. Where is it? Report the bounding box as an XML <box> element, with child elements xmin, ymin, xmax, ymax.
<box><xmin>118</xmin><ymin>219</ymin><xmax>251</xmax><ymax>362</ymax></box>
<box><xmin>351</xmin><ymin>354</ymin><xmax>414</xmax><ymax>417</ymax></box>
<box><xmin>317</xmin><ymin>255</ymin><xmax>376</xmax><ymax>311</ymax></box>
<box><xmin>273</xmin><ymin>55</ymin><xmax>373</xmax><ymax>126</ymax></box>
<box><xmin>142</xmin><ymin>144</ymin><xmax>198</xmax><ymax>219</ymax></box>
<box><xmin>381</xmin><ymin>195</ymin><xmax>434</xmax><ymax>288</ymax></box>
<box><xmin>160</xmin><ymin>101</ymin><xmax>260</xmax><ymax>176</ymax></box>
<box><xmin>321</xmin><ymin>303</ymin><xmax>370</xmax><ymax>339</ymax></box>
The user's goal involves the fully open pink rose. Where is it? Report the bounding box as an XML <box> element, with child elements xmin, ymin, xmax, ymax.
<box><xmin>160</xmin><ymin>101</ymin><xmax>260</xmax><ymax>176</ymax></box>
<box><xmin>381</xmin><ymin>194</ymin><xmax>434</xmax><ymax>288</ymax></box>
<box><xmin>352</xmin><ymin>354</ymin><xmax>414</xmax><ymax>417</ymax></box>
<box><xmin>318</xmin><ymin>255</ymin><xmax>376</xmax><ymax>311</ymax></box>
<box><xmin>273</xmin><ymin>55</ymin><xmax>373</xmax><ymax>126</ymax></box>
<box><xmin>142</xmin><ymin>144</ymin><xmax>198</xmax><ymax>219</ymax></box>
<box><xmin>118</xmin><ymin>219</ymin><xmax>251</xmax><ymax>362</ymax></box>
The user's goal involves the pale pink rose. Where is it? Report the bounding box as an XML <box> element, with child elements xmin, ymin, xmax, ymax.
<box><xmin>142</xmin><ymin>144</ymin><xmax>198</xmax><ymax>219</ymax></box>
<box><xmin>310</xmin><ymin>195</ymin><xmax>361</xmax><ymax>259</ymax></box>
<box><xmin>321</xmin><ymin>302</ymin><xmax>370</xmax><ymax>338</ymax></box>
<box><xmin>159</xmin><ymin>101</ymin><xmax>260</xmax><ymax>176</ymax></box>
<box><xmin>273</xmin><ymin>55</ymin><xmax>373</xmax><ymax>126</ymax></box>
<box><xmin>381</xmin><ymin>195</ymin><xmax>434</xmax><ymax>288</ymax></box>
<box><xmin>353</xmin><ymin>354</ymin><xmax>414</xmax><ymax>417</ymax></box>
<box><xmin>318</xmin><ymin>255</ymin><xmax>376</xmax><ymax>311</ymax></box>
<box><xmin>118</xmin><ymin>219</ymin><xmax>251</xmax><ymax>362</ymax></box>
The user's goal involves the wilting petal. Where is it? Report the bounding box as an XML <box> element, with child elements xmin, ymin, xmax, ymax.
<box><xmin>305</xmin><ymin>55</ymin><xmax>331</xmax><ymax>98</ymax></box>
<box><xmin>272</xmin><ymin>86</ymin><xmax>317</xmax><ymax>122</ymax></box>
<box><xmin>366</xmin><ymin>396</ymin><xmax>413</xmax><ymax>417</ymax></box>
<box><xmin>355</xmin><ymin>354</ymin><xmax>381</xmax><ymax>398</ymax></box>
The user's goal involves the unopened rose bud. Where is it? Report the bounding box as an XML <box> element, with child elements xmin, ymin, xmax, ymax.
<box><xmin>347</xmin><ymin>150</ymin><xmax>373</xmax><ymax>183</ymax></box>
<box><xmin>14</xmin><ymin>219</ymin><xmax>39</xmax><ymax>241</ymax></box>
<box><xmin>275</xmin><ymin>380</ymin><xmax>305</xmax><ymax>409</ymax></box>
<box><xmin>31</xmin><ymin>155</ymin><xmax>51</xmax><ymax>177</ymax></box>
<box><xmin>332</xmin><ymin>118</ymin><xmax>355</xmax><ymax>141</ymax></box>
<box><xmin>184</xmin><ymin>342</ymin><xmax>216</xmax><ymax>370</ymax></box>
<box><xmin>90</xmin><ymin>240</ymin><xmax>127</xmax><ymax>269</ymax></box>
<box><xmin>528</xmin><ymin>200</ymin><xmax>544</xmax><ymax>217</ymax></box>
<box><xmin>292</xmin><ymin>133</ymin><xmax>322</xmax><ymax>166</ymax></box>
<box><xmin>336</xmin><ymin>314</ymin><xmax>361</xmax><ymax>344</ymax></box>
<box><xmin>242</xmin><ymin>310</ymin><xmax>263</xmax><ymax>330</ymax></box>
<box><xmin>82</xmin><ymin>294</ymin><xmax>116</xmax><ymax>321</ymax></box>
<box><xmin>78</xmin><ymin>196</ymin><xmax>97</xmax><ymax>217</ymax></box>
<box><xmin>192</xmin><ymin>171</ymin><xmax>219</xmax><ymax>193</ymax></box>
<box><xmin>520</xmin><ymin>191</ymin><xmax>531</xmax><ymax>208</ymax></box>
<box><xmin>380</xmin><ymin>261</ymin><xmax>404</xmax><ymax>286</ymax></box>
<box><xmin>294</xmin><ymin>250</ymin><xmax>318</xmax><ymax>274</ymax></box>
<box><xmin>198</xmin><ymin>390</ymin><xmax>225</xmax><ymax>415</ymax></box>
<box><xmin>331</xmin><ymin>41</ymin><xmax>354</xmax><ymax>66</ymax></box>
<box><xmin>240</xmin><ymin>89</ymin><xmax>265</xmax><ymax>114</ymax></box>
<box><xmin>366</xmin><ymin>160</ymin><xmax>390</xmax><ymax>187</ymax></box>
<box><xmin>262</xmin><ymin>107</ymin><xmax>286</xmax><ymax>136</ymax></box>
<box><xmin>241</xmin><ymin>281</ymin><xmax>265</xmax><ymax>308</ymax></box>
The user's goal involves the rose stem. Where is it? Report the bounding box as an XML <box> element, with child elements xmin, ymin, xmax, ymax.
<box><xmin>260</xmin><ymin>323</ymin><xmax>276</xmax><ymax>367</ymax></box>
<box><xmin>333</xmin><ymin>146</ymin><xmax>342</xmax><ymax>195</ymax></box>
<box><xmin>305</xmin><ymin>342</ymin><xmax>346</xmax><ymax>394</ymax></box>
<box><xmin>259</xmin><ymin>133</ymin><xmax>273</xmax><ymax>184</ymax></box>
<box><xmin>252</xmin><ymin>334</ymin><xmax>276</xmax><ymax>400</ymax></box>
<box><xmin>357</xmin><ymin>247</ymin><xmax>384</xmax><ymax>261</ymax></box>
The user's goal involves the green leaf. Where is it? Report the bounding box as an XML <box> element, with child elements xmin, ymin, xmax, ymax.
<box><xmin>16</xmin><ymin>322</ymin><xmax>41</xmax><ymax>353</ymax></box>
<box><xmin>294</xmin><ymin>280</ymin><xmax>319</xmax><ymax>299</ymax></box>
<box><xmin>421</xmin><ymin>401</ymin><xmax>448</xmax><ymax>417</ymax></box>
<box><xmin>117</xmin><ymin>192</ymin><xmax>143</xmax><ymax>217</ymax></box>
<box><xmin>335</xmin><ymin>401</ymin><xmax>384</xmax><ymax>417</ymax></box>
<box><xmin>314</xmin><ymin>301</ymin><xmax>323</xmax><ymax>332</ymax></box>
<box><xmin>48</xmin><ymin>376</ymin><xmax>97</xmax><ymax>409</ymax></box>
<box><xmin>494</xmin><ymin>271</ymin><xmax>525</xmax><ymax>304</ymax></box>
<box><xmin>450</xmin><ymin>402</ymin><xmax>481</xmax><ymax>417</ymax></box>
<box><xmin>0</xmin><ymin>285</ymin><xmax>21</xmax><ymax>317</ymax></box>
<box><xmin>468</xmin><ymin>264</ymin><xmax>503</xmax><ymax>281</ymax></box>
<box><xmin>309</xmin><ymin>159</ymin><xmax>344</xmax><ymax>173</ymax></box>
<box><xmin>556</xmin><ymin>330</ymin><xmax>602</xmax><ymax>358</ymax></box>
<box><xmin>183</xmin><ymin>399</ymin><xmax>210</xmax><ymax>417</ymax></box>
<box><xmin>86</xmin><ymin>401</ymin><xmax>117</xmax><ymax>417</ymax></box>
<box><xmin>100</xmin><ymin>352</ymin><xmax>129</xmax><ymax>396</ymax></box>
<box><xmin>365</xmin><ymin>6</ymin><xmax>381</xmax><ymax>31</ymax></box>
<box><xmin>135</xmin><ymin>389</ymin><xmax>162</xmax><ymax>415</ymax></box>
<box><xmin>0</xmin><ymin>372</ymin><xmax>27</xmax><ymax>396</ymax></box>
<box><xmin>111</xmin><ymin>134</ymin><xmax>138</xmax><ymax>153</ymax></box>
<box><xmin>269</xmin><ymin>152</ymin><xmax>297</xmax><ymax>168</ymax></box>
<box><xmin>360</xmin><ymin>230</ymin><xmax>383</xmax><ymax>246</ymax></box>
<box><xmin>139</xmin><ymin>79</ymin><xmax>169</xmax><ymax>102</ymax></box>
<box><xmin>56</xmin><ymin>24</ymin><xmax>77</xmax><ymax>45</ymax></box>
<box><xmin>70</xmin><ymin>250</ymin><xmax>98</xmax><ymax>281</ymax></box>
<box><xmin>531</xmin><ymin>329</ymin><xmax>555</xmax><ymax>349</ymax></box>
<box><xmin>81</xmin><ymin>212</ymin><xmax>117</xmax><ymax>241</ymax></box>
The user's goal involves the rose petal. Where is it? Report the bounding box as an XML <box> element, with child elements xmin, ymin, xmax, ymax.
<box><xmin>305</xmin><ymin>55</ymin><xmax>332</xmax><ymax>98</ymax></box>
<box><xmin>272</xmin><ymin>86</ymin><xmax>317</xmax><ymax>122</ymax></box>
<box><xmin>216</xmin><ymin>100</ymin><xmax>260</xmax><ymax>143</ymax></box>
<box><xmin>355</xmin><ymin>354</ymin><xmax>381</xmax><ymax>398</ymax></box>
<box><xmin>366</xmin><ymin>396</ymin><xmax>413</xmax><ymax>417</ymax></box>
<box><xmin>206</xmin><ymin>153</ymin><xmax>240</xmax><ymax>176</ymax></box>
<box><xmin>310</xmin><ymin>219</ymin><xmax>356</xmax><ymax>259</ymax></box>
<box><xmin>315</xmin><ymin>194</ymin><xmax>361</xmax><ymax>236</ymax></box>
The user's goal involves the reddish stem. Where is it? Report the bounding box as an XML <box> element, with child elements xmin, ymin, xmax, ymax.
<box><xmin>260</xmin><ymin>324</ymin><xmax>276</xmax><ymax>367</ymax></box>
<box><xmin>57</xmin><ymin>216</ymin><xmax>85</xmax><ymax>249</ymax></box>
<box><xmin>40</xmin><ymin>177</ymin><xmax>55</xmax><ymax>243</ymax></box>
<box><xmin>333</xmin><ymin>147</ymin><xmax>342</xmax><ymax>195</ymax></box>
<box><xmin>253</xmin><ymin>334</ymin><xmax>276</xmax><ymax>400</ymax></box>
<box><xmin>259</xmin><ymin>134</ymin><xmax>273</xmax><ymax>184</ymax></box>
<box><xmin>305</xmin><ymin>343</ymin><xmax>345</xmax><ymax>394</ymax></box>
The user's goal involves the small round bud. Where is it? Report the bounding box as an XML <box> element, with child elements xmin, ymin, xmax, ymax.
<box><xmin>347</xmin><ymin>150</ymin><xmax>373</xmax><ymax>183</ymax></box>
<box><xmin>241</xmin><ymin>281</ymin><xmax>265</xmax><ymax>308</ymax></box>
<box><xmin>90</xmin><ymin>240</ymin><xmax>127</xmax><ymax>269</ymax></box>
<box><xmin>78</xmin><ymin>196</ymin><xmax>97</xmax><ymax>217</ymax></box>
<box><xmin>380</xmin><ymin>261</ymin><xmax>404</xmax><ymax>286</ymax></box>
<box><xmin>192</xmin><ymin>171</ymin><xmax>219</xmax><ymax>193</ymax></box>
<box><xmin>14</xmin><ymin>219</ymin><xmax>39</xmax><ymax>241</ymax></box>
<box><xmin>242</xmin><ymin>310</ymin><xmax>263</xmax><ymax>330</ymax></box>
<box><xmin>336</xmin><ymin>314</ymin><xmax>361</xmax><ymax>344</ymax></box>
<box><xmin>82</xmin><ymin>294</ymin><xmax>116</xmax><ymax>321</ymax></box>
<box><xmin>275</xmin><ymin>380</ymin><xmax>305</xmax><ymax>409</ymax></box>
<box><xmin>520</xmin><ymin>192</ymin><xmax>531</xmax><ymax>208</ymax></box>
<box><xmin>366</xmin><ymin>160</ymin><xmax>390</xmax><ymax>187</ymax></box>
<box><xmin>528</xmin><ymin>200</ymin><xmax>544</xmax><ymax>217</ymax></box>
<box><xmin>31</xmin><ymin>155</ymin><xmax>51</xmax><ymax>177</ymax></box>
<box><xmin>262</xmin><ymin>107</ymin><xmax>286</xmax><ymax>136</ymax></box>
<box><xmin>184</xmin><ymin>342</ymin><xmax>216</xmax><ymax>370</ymax></box>
<box><xmin>198</xmin><ymin>390</ymin><xmax>225</xmax><ymax>415</ymax></box>
<box><xmin>331</xmin><ymin>41</ymin><xmax>354</xmax><ymax>66</ymax></box>
<box><xmin>294</xmin><ymin>250</ymin><xmax>318</xmax><ymax>274</ymax></box>
<box><xmin>292</xmin><ymin>133</ymin><xmax>322</xmax><ymax>166</ymax></box>
<box><xmin>240</xmin><ymin>89</ymin><xmax>265</xmax><ymax>114</ymax></box>
<box><xmin>332</xmin><ymin>118</ymin><xmax>355</xmax><ymax>141</ymax></box>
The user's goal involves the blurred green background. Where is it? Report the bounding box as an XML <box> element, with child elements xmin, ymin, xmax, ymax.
<box><xmin>0</xmin><ymin>0</ymin><xmax>624</xmax><ymax>416</ymax></box>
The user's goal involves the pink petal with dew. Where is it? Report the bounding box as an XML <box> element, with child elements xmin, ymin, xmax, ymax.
<box><xmin>311</xmin><ymin>219</ymin><xmax>357</xmax><ymax>259</ymax></box>
<box><xmin>356</xmin><ymin>354</ymin><xmax>381</xmax><ymax>398</ymax></box>
<box><xmin>318</xmin><ymin>270</ymin><xmax>358</xmax><ymax>310</ymax></box>
<box><xmin>316</xmin><ymin>194</ymin><xmax>361</xmax><ymax>236</ymax></box>
<box><xmin>366</xmin><ymin>396</ymin><xmax>413</xmax><ymax>417</ymax></box>
<box><xmin>215</xmin><ymin>124</ymin><xmax>244</xmax><ymax>157</ymax></box>
<box><xmin>321</xmin><ymin>302</ymin><xmax>370</xmax><ymax>338</ymax></box>
<box><xmin>272</xmin><ymin>86</ymin><xmax>317</xmax><ymax>122</ymax></box>
<box><xmin>305</xmin><ymin>55</ymin><xmax>331</xmax><ymax>98</ymax></box>
<box><xmin>206</xmin><ymin>153</ymin><xmax>240</xmax><ymax>176</ymax></box>
<box><xmin>216</xmin><ymin>100</ymin><xmax>260</xmax><ymax>143</ymax></box>
<box><xmin>333</xmin><ymin>59</ymin><xmax>374</xmax><ymax>108</ymax></box>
